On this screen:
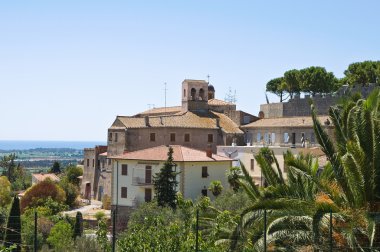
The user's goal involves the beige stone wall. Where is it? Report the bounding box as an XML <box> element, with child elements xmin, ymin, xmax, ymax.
<box><xmin>123</xmin><ymin>127</ymin><xmax>227</xmax><ymax>153</ymax></box>
<box><xmin>107</xmin><ymin>129</ymin><xmax>126</xmax><ymax>156</ymax></box>
<box><xmin>81</xmin><ymin>148</ymin><xmax>96</xmax><ymax>197</ymax></box>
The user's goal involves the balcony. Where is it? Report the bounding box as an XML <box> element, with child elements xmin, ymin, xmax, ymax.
<box><xmin>132</xmin><ymin>176</ymin><xmax>153</xmax><ymax>186</ymax></box>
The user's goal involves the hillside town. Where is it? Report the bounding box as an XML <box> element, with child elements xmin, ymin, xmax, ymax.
<box><xmin>1</xmin><ymin>1</ymin><xmax>380</xmax><ymax>251</ymax></box>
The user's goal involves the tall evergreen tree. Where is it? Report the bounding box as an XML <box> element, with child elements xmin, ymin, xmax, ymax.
<box><xmin>4</xmin><ymin>196</ymin><xmax>21</xmax><ymax>252</ymax></box>
<box><xmin>50</xmin><ymin>161</ymin><xmax>61</xmax><ymax>174</ymax></box>
<box><xmin>153</xmin><ymin>147</ymin><xmax>178</xmax><ymax>209</ymax></box>
<box><xmin>73</xmin><ymin>211</ymin><xmax>83</xmax><ymax>239</ymax></box>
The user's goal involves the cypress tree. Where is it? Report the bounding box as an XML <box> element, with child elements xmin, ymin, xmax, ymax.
<box><xmin>73</xmin><ymin>211</ymin><xmax>83</xmax><ymax>239</ymax></box>
<box><xmin>153</xmin><ymin>147</ymin><xmax>179</xmax><ymax>209</ymax></box>
<box><xmin>4</xmin><ymin>196</ymin><xmax>21</xmax><ymax>252</ymax></box>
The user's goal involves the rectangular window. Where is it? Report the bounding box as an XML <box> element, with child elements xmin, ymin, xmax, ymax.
<box><xmin>97</xmin><ymin>159</ymin><xmax>100</xmax><ymax>167</ymax></box>
<box><xmin>271</xmin><ymin>133</ymin><xmax>276</xmax><ymax>144</ymax></box>
<box><xmin>201</xmin><ymin>189</ymin><xmax>208</xmax><ymax>197</ymax></box>
<box><xmin>115</xmin><ymin>133</ymin><xmax>118</xmax><ymax>142</ymax></box>
<box><xmin>257</xmin><ymin>132</ymin><xmax>261</xmax><ymax>143</ymax></box>
<box><xmin>86</xmin><ymin>159</ymin><xmax>89</xmax><ymax>167</ymax></box>
<box><xmin>202</xmin><ymin>166</ymin><xmax>208</xmax><ymax>178</ymax></box>
<box><xmin>108</xmin><ymin>159</ymin><xmax>111</xmax><ymax>165</ymax></box>
<box><xmin>243</xmin><ymin>115</ymin><xmax>250</xmax><ymax>124</ymax></box>
<box><xmin>250</xmin><ymin>159</ymin><xmax>254</xmax><ymax>171</ymax></box>
<box><xmin>184</xmin><ymin>133</ymin><xmax>190</xmax><ymax>142</ymax></box>
<box><xmin>121</xmin><ymin>187</ymin><xmax>127</xmax><ymax>198</ymax></box>
<box><xmin>109</xmin><ymin>132</ymin><xmax>112</xmax><ymax>142</ymax></box>
<box><xmin>170</xmin><ymin>133</ymin><xmax>176</xmax><ymax>142</ymax></box>
<box><xmin>284</xmin><ymin>132</ymin><xmax>289</xmax><ymax>143</ymax></box>
<box><xmin>145</xmin><ymin>166</ymin><xmax>152</xmax><ymax>184</ymax></box>
<box><xmin>92</xmin><ymin>159</ymin><xmax>94</xmax><ymax>167</ymax></box>
<box><xmin>150</xmin><ymin>133</ymin><xmax>156</xmax><ymax>142</ymax></box>
<box><xmin>310</xmin><ymin>132</ymin><xmax>315</xmax><ymax>143</ymax></box>
<box><xmin>264</xmin><ymin>133</ymin><xmax>269</xmax><ymax>144</ymax></box>
<box><xmin>208</xmin><ymin>134</ymin><xmax>213</xmax><ymax>143</ymax></box>
<box><xmin>121</xmin><ymin>164</ymin><xmax>128</xmax><ymax>176</ymax></box>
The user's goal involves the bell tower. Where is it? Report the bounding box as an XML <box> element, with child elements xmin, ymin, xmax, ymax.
<box><xmin>181</xmin><ymin>79</ymin><xmax>209</xmax><ymax>112</ymax></box>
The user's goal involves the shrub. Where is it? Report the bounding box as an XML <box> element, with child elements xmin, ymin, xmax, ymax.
<box><xmin>47</xmin><ymin>220</ymin><xmax>73</xmax><ymax>250</ymax></box>
<box><xmin>102</xmin><ymin>194</ymin><xmax>111</xmax><ymax>210</ymax></box>
<box><xmin>94</xmin><ymin>211</ymin><xmax>106</xmax><ymax>221</ymax></box>
<box><xmin>20</xmin><ymin>179</ymin><xmax>66</xmax><ymax>213</ymax></box>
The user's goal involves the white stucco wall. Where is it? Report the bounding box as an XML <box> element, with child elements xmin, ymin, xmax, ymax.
<box><xmin>217</xmin><ymin>146</ymin><xmax>299</xmax><ymax>185</ymax></box>
<box><xmin>112</xmin><ymin>159</ymin><xmax>231</xmax><ymax>206</ymax></box>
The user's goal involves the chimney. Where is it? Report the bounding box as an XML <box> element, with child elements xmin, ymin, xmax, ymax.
<box><xmin>206</xmin><ymin>144</ymin><xmax>212</xmax><ymax>158</ymax></box>
<box><xmin>216</xmin><ymin>118</ymin><xmax>220</xmax><ymax>128</ymax></box>
<box><xmin>145</xmin><ymin>116</ymin><xmax>150</xmax><ymax>127</ymax></box>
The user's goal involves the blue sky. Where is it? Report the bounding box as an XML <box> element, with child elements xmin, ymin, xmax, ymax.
<box><xmin>1</xmin><ymin>1</ymin><xmax>379</xmax><ymax>141</ymax></box>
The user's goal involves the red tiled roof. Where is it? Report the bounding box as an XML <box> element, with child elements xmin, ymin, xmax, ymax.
<box><xmin>208</xmin><ymin>98</ymin><xmax>235</xmax><ymax>106</ymax></box>
<box><xmin>111</xmin><ymin>145</ymin><xmax>232</xmax><ymax>162</ymax></box>
<box><xmin>32</xmin><ymin>173</ymin><xmax>60</xmax><ymax>182</ymax></box>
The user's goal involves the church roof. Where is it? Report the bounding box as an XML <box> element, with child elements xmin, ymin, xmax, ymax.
<box><xmin>241</xmin><ymin>116</ymin><xmax>331</xmax><ymax>128</ymax></box>
<box><xmin>110</xmin><ymin>111</ymin><xmax>243</xmax><ymax>134</ymax></box>
<box><xmin>111</xmin><ymin>145</ymin><xmax>232</xmax><ymax>162</ymax></box>
<box><xmin>208</xmin><ymin>98</ymin><xmax>235</xmax><ymax>106</ymax></box>
<box><xmin>136</xmin><ymin>106</ymin><xmax>182</xmax><ymax>117</ymax></box>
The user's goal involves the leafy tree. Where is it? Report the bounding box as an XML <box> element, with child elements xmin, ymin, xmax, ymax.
<box><xmin>4</xmin><ymin>197</ymin><xmax>21</xmax><ymax>252</ymax></box>
<box><xmin>73</xmin><ymin>212</ymin><xmax>83</xmax><ymax>239</ymax></box>
<box><xmin>283</xmin><ymin>69</ymin><xmax>301</xmax><ymax>99</ymax></box>
<box><xmin>96</xmin><ymin>219</ymin><xmax>111</xmax><ymax>252</ymax></box>
<box><xmin>208</xmin><ymin>180</ymin><xmax>223</xmax><ymax>197</ymax></box>
<box><xmin>46</xmin><ymin>220</ymin><xmax>73</xmax><ymax>251</ymax></box>
<box><xmin>153</xmin><ymin>147</ymin><xmax>178</xmax><ymax>209</ymax></box>
<box><xmin>20</xmin><ymin>179</ymin><xmax>66</xmax><ymax>213</ymax></box>
<box><xmin>59</xmin><ymin>177</ymin><xmax>79</xmax><ymax>208</ymax></box>
<box><xmin>266</xmin><ymin>77</ymin><xmax>287</xmax><ymax>102</ymax></box>
<box><xmin>50</xmin><ymin>161</ymin><xmax>61</xmax><ymax>174</ymax></box>
<box><xmin>64</xmin><ymin>165</ymin><xmax>83</xmax><ymax>187</ymax></box>
<box><xmin>343</xmin><ymin>60</ymin><xmax>380</xmax><ymax>85</ymax></box>
<box><xmin>0</xmin><ymin>177</ymin><xmax>12</xmax><ymax>207</ymax></box>
<box><xmin>299</xmin><ymin>66</ymin><xmax>339</xmax><ymax>95</ymax></box>
<box><xmin>0</xmin><ymin>154</ymin><xmax>17</xmax><ymax>183</ymax></box>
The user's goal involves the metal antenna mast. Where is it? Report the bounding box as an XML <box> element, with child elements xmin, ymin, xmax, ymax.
<box><xmin>207</xmin><ymin>74</ymin><xmax>210</xmax><ymax>84</ymax></box>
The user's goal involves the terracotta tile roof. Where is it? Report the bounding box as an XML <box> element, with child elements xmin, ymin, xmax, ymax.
<box><xmin>110</xmin><ymin>111</ymin><xmax>243</xmax><ymax>134</ymax></box>
<box><xmin>99</xmin><ymin>152</ymin><xmax>107</xmax><ymax>157</ymax></box>
<box><xmin>32</xmin><ymin>173</ymin><xmax>60</xmax><ymax>182</ymax></box>
<box><xmin>208</xmin><ymin>99</ymin><xmax>235</xmax><ymax>106</ymax></box>
<box><xmin>136</xmin><ymin>106</ymin><xmax>182</xmax><ymax>116</ymax></box>
<box><xmin>111</xmin><ymin>145</ymin><xmax>232</xmax><ymax>162</ymax></box>
<box><xmin>241</xmin><ymin>116</ymin><xmax>331</xmax><ymax>128</ymax></box>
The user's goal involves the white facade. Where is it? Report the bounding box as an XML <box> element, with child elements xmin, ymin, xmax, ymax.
<box><xmin>217</xmin><ymin>146</ymin><xmax>300</xmax><ymax>185</ymax></box>
<box><xmin>112</xmin><ymin>159</ymin><xmax>231</xmax><ymax>207</ymax></box>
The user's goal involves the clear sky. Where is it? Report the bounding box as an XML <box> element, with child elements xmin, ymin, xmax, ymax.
<box><xmin>1</xmin><ymin>0</ymin><xmax>379</xmax><ymax>141</ymax></box>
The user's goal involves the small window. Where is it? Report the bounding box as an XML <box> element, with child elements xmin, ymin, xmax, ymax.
<box><xmin>257</xmin><ymin>132</ymin><xmax>261</xmax><ymax>143</ymax></box>
<box><xmin>109</xmin><ymin>132</ymin><xmax>112</xmax><ymax>142</ymax></box>
<box><xmin>170</xmin><ymin>133</ymin><xmax>176</xmax><ymax>142</ymax></box>
<box><xmin>92</xmin><ymin>159</ymin><xmax>95</xmax><ymax>167</ymax></box>
<box><xmin>310</xmin><ymin>132</ymin><xmax>315</xmax><ymax>143</ymax></box>
<box><xmin>201</xmin><ymin>189</ymin><xmax>208</xmax><ymax>197</ymax></box>
<box><xmin>150</xmin><ymin>133</ymin><xmax>156</xmax><ymax>142</ymax></box>
<box><xmin>86</xmin><ymin>159</ymin><xmax>89</xmax><ymax>167</ymax></box>
<box><xmin>284</xmin><ymin>133</ymin><xmax>289</xmax><ymax>143</ymax></box>
<box><xmin>108</xmin><ymin>159</ymin><xmax>111</xmax><ymax>165</ymax></box>
<box><xmin>208</xmin><ymin>134</ymin><xmax>213</xmax><ymax>143</ymax></box>
<box><xmin>102</xmin><ymin>160</ymin><xmax>105</xmax><ymax>168</ymax></box>
<box><xmin>121</xmin><ymin>164</ymin><xmax>128</xmax><ymax>176</ymax></box>
<box><xmin>202</xmin><ymin>166</ymin><xmax>208</xmax><ymax>178</ymax></box>
<box><xmin>115</xmin><ymin>133</ymin><xmax>118</xmax><ymax>142</ymax></box>
<box><xmin>184</xmin><ymin>133</ymin><xmax>190</xmax><ymax>142</ymax></box>
<box><xmin>97</xmin><ymin>159</ymin><xmax>100</xmax><ymax>167</ymax></box>
<box><xmin>243</xmin><ymin>116</ymin><xmax>250</xmax><ymax>124</ymax></box>
<box><xmin>121</xmin><ymin>187</ymin><xmax>127</xmax><ymax>198</ymax></box>
<box><xmin>250</xmin><ymin>159</ymin><xmax>254</xmax><ymax>171</ymax></box>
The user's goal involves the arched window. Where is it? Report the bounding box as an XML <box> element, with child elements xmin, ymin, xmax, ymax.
<box><xmin>191</xmin><ymin>88</ymin><xmax>196</xmax><ymax>100</ymax></box>
<box><xmin>199</xmin><ymin>88</ymin><xmax>205</xmax><ymax>100</ymax></box>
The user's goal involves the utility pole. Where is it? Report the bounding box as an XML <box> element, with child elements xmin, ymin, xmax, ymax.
<box><xmin>195</xmin><ymin>209</ymin><xmax>199</xmax><ymax>252</ymax></box>
<box><xmin>34</xmin><ymin>211</ymin><xmax>38</xmax><ymax>252</ymax></box>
